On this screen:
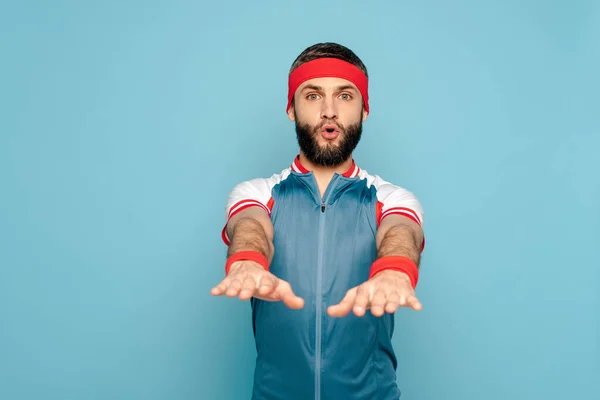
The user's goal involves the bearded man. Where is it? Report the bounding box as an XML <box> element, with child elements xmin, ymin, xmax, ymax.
<box><xmin>211</xmin><ymin>42</ymin><xmax>426</xmax><ymax>400</ymax></box>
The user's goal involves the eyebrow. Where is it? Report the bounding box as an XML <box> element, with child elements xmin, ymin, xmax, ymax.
<box><xmin>301</xmin><ymin>84</ymin><xmax>358</xmax><ymax>93</ymax></box>
<box><xmin>334</xmin><ymin>84</ymin><xmax>357</xmax><ymax>92</ymax></box>
<box><xmin>301</xmin><ymin>84</ymin><xmax>324</xmax><ymax>92</ymax></box>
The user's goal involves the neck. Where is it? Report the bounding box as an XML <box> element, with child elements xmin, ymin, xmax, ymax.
<box><xmin>298</xmin><ymin>152</ymin><xmax>353</xmax><ymax>196</ymax></box>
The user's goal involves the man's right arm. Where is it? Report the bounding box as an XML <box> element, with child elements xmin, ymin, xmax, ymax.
<box><xmin>225</xmin><ymin>206</ymin><xmax>275</xmax><ymax>271</ymax></box>
<box><xmin>211</xmin><ymin>179</ymin><xmax>303</xmax><ymax>309</ymax></box>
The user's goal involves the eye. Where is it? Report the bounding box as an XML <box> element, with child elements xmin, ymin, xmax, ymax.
<box><xmin>339</xmin><ymin>93</ymin><xmax>352</xmax><ymax>100</ymax></box>
<box><xmin>306</xmin><ymin>93</ymin><xmax>320</xmax><ymax>100</ymax></box>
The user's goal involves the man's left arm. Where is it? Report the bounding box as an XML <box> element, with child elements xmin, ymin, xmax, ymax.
<box><xmin>327</xmin><ymin>183</ymin><xmax>425</xmax><ymax>318</ymax></box>
<box><xmin>376</xmin><ymin>213</ymin><xmax>424</xmax><ymax>270</ymax></box>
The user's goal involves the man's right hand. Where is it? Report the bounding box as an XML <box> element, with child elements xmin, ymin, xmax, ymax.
<box><xmin>210</xmin><ymin>261</ymin><xmax>304</xmax><ymax>309</ymax></box>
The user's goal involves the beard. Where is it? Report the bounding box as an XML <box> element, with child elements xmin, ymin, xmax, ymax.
<box><xmin>295</xmin><ymin>115</ymin><xmax>363</xmax><ymax>167</ymax></box>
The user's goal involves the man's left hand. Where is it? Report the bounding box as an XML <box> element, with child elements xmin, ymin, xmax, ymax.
<box><xmin>327</xmin><ymin>270</ymin><xmax>422</xmax><ymax>317</ymax></box>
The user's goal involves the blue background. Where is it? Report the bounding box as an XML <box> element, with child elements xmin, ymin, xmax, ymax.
<box><xmin>1</xmin><ymin>1</ymin><xmax>598</xmax><ymax>399</ymax></box>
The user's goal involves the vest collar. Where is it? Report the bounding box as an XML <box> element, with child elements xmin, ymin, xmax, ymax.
<box><xmin>290</xmin><ymin>155</ymin><xmax>361</xmax><ymax>178</ymax></box>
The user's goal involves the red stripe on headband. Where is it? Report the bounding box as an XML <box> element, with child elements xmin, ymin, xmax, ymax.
<box><xmin>286</xmin><ymin>58</ymin><xmax>369</xmax><ymax>113</ymax></box>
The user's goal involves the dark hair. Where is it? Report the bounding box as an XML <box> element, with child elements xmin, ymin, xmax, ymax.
<box><xmin>289</xmin><ymin>42</ymin><xmax>368</xmax><ymax>78</ymax></box>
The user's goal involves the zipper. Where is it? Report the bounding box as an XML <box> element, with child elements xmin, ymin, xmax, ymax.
<box><xmin>315</xmin><ymin>202</ymin><xmax>325</xmax><ymax>400</ymax></box>
<box><xmin>315</xmin><ymin>177</ymin><xmax>336</xmax><ymax>400</ymax></box>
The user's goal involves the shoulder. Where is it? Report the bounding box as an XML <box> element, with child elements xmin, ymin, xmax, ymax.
<box><xmin>224</xmin><ymin>168</ymin><xmax>292</xmax><ymax>216</ymax></box>
<box><xmin>228</xmin><ymin>168</ymin><xmax>292</xmax><ymax>197</ymax></box>
<box><xmin>357</xmin><ymin>169</ymin><xmax>419</xmax><ymax>198</ymax></box>
<box><xmin>357</xmin><ymin>169</ymin><xmax>424</xmax><ymax>227</ymax></box>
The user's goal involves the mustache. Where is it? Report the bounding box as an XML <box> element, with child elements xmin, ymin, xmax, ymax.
<box><xmin>316</xmin><ymin>120</ymin><xmax>343</xmax><ymax>130</ymax></box>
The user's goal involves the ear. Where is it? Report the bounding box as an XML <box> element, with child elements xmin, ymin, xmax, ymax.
<box><xmin>287</xmin><ymin>104</ymin><xmax>296</xmax><ymax>121</ymax></box>
<box><xmin>362</xmin><ymin>109</ymin><xmax>369</xmax><ymax>122</ymax></box>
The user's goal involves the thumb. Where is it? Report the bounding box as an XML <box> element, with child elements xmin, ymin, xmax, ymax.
<box><xmin>274</xmin><ymin>280</ymin><xmax>304</xmax><ymax>309</ymax></box>
<box><xmin>327</xmin><ymin>287</ymin><xmax>358</xmax><ymax>317</ymax></box>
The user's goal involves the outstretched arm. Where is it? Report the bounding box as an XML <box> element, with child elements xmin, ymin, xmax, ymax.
<box><xmin>376</xmin><ymin>214</ymin><xmax>423</xmax><ymax>267</ymax></box>
<box><xmin>226</xmin><ymin>207</ymin><xmax>275</xmax><ymax>266</ymax></box>
<box><xmin>328</xmin><ymin>214</ymin><xmax>425</xmax><ymax>317</ymax></box>
<box><xmin>211</xmin><ymin>207</ymin><xmax>304</xmax><ymax>309</ymax></box>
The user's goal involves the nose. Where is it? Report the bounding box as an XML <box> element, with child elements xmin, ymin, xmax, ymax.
<box><xmin>320</xmin><ymin>96</ymin><xmax>337</xmax><ymax>120</ymax></box>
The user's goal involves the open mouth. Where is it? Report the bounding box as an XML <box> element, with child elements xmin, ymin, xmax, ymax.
<box><xmin>320</xmin><ymin>124</ymin><xmax>340</xmax><ymax>139</ymax></box>
<box><xmin>321</xmin><ymin>123</ymin><xmax>340</xmax><ymax>133</ymax></box>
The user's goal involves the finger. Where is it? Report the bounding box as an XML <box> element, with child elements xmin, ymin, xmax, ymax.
<box><xmin>369</xmin><ymin>290</ymin><xmax>388</xmax><ymax>317</ymax></box>
<box><xmin>327</xmin><ymin>288</ymin><xmax>358</xmax><ymax>317</ymax></box>
<box><xmin>396</xmin><ymin>291</ymin><xmax>420</xmax><ymax>310</ymax></box>
<box><xmin>406</xmin><ymin>294</ymin><xmax>423</xmax><ymax>311</ymax></box>
<box><xmin>225</xmin><ymin>276</ymin><xmax>244</xmax><ymax>297</ymax></box>
<box><xmin>238</xmin><ymin>275</ymin><xmax>259</xmax><ymax>300</ymax></box>
<box><xmin>210</xmin><ymin>278</ymin><xmax>230</xmax><ymax>296</ymax></box>
<box><xmin>274</xmin><ymin>281</ymin><xmax>305</xmax><ymax>310</ymax></box>
<box><xmin>353</xmin><ymin>284</ymin><xmax>371</xmax><ymax>317</ymax></box>
<box><xmin>384</xmin><ymin>291</ymin><xmax>401</xmax><ymax>314</ymax></box>
<box><xmin>257</xmin><ymin>274</ymin><xmax>279</xmax><ymax>297</ymax></box>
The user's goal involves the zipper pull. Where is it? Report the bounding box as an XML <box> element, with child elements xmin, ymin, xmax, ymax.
<box><xmin>321</xmin><ymin>202</ymin><xmax>326</xmax><ymax>212</ymax></box>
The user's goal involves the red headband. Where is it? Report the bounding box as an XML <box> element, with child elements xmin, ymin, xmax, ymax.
<box><xmin>286</xmin><ymin>57</ymin><xmax>369</xmax><ymax>113</ymax></box>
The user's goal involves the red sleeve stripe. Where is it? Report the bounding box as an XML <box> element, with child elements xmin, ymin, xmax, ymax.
<box><xmin>222</xmin><ymin>198</ymin><xmax>274</xmax><ymax>246</ymax></box>
<box><xmin>380</xmin><ymin>207</ymin><xmax>422</xmax><ymax>226</ymax></box>
<box><xmin>221</xmin><ymin>226</ymin><xmax>231</xmax><ymax>246</ymax></box>
<box><xmin>227</xmin><ymin>199</ymin><xmax>271</xmax><ymax>219</ymax></box>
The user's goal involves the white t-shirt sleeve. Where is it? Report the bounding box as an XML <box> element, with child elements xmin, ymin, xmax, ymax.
<box><xmin>375</xmin><ymin>181</ymin><xmax>424</xmax><ymax>227</ymax></box>
<box><xmin>224</xmin><ymin>178</ymin><xmax>274</xmax><ymax>221</ymax></box>
<box><xmin>369</xmin><ymin>174</ymin><xmax>425</xmax><ymax>251</ymax></box>
<box><xmin>221</xmin><ymin>170</ymin><xmax>290</xmax><ymax>246</ymax></box>
<box><xmin>221</xmin><ymin>178</ymin><xmax>274</xmax><ymax>246</ymax></box>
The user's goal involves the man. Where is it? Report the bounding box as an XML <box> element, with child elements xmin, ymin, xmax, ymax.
<box><xmin>211</xmin><ymin>42</ymin><xmax>425</xmax><ymax>400</ymax></box>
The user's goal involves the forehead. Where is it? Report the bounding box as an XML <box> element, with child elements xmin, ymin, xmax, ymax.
<box><xmin>297</xmin><ymin>77</ymin><xmax>359</xmax><ymax>92</ymax></box>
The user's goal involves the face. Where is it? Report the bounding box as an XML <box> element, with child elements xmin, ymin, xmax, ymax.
<box><xmin>288</xmin><ymin>77</ymin><xmax>368</xmax><ymax>167</ymax></box>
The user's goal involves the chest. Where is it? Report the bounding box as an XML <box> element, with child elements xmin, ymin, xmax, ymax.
<box><xmin>268</xmin><ymin>177</ymin><xmax>379</xmax><ymax>291</ymax></box>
